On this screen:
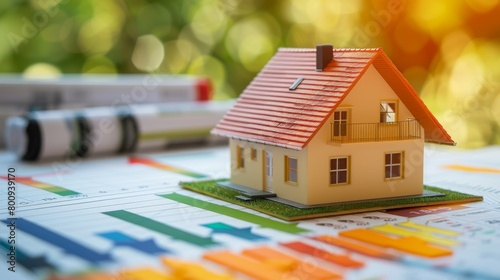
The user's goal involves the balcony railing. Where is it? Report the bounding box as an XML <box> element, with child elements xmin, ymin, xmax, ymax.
<box><xmin>330</xmin><ymin>119</ymin><xmax>421</xmax><ymax>143</ymax></box>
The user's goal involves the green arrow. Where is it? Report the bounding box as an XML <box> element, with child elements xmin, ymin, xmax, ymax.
<box><xmin>159</xmin><ymin>193</ymin><xmax>309</xmax><ymax>234</ymax></box>
<box><xmin>103</xmin><ymin>210</ymin><xmax>219</xmax><ymax>247</ymax></box>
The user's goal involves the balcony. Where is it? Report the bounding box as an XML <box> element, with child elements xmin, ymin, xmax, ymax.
<box><xmin>330</xmin><ymin>119</ymin><xmax>421</xmax><ymax>143</ymax></box>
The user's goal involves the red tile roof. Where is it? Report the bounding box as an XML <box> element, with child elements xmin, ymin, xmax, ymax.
<box><xmin>212</xmin><ymin>47</ymin><xmax>455</xmax><ymax>149</ymax></box>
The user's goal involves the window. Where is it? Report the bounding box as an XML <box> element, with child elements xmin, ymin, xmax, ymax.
<box><xmin>385</xmin><ymin>152</ymin><xmax>403</xmax><ymax>179</ymax></box>
<box><xmin>236</xmin><ymin>146</ymin><xmax>244</xmax><ymax>168</ymax></box>
<box><xmin>285</xmin><ymin>156</ymin><xmax>298</xmax><ymax>183</ymax></box>
<box><xmin>251</xmin><ymin>148</ymin><xmax>257</xmax><ymax>160</ymax></box>
<box><xmin>333</xmin><ymin>110</ymin><xmax>348</xmax><ymax>136</ymax></box>
<box><xmin>330</xmin><ymin>157</ymin><xmax>349</xmax><ymax>185</ymax></box>
<box><xmin>380</xmin><ymin>101</ymin><xmax>397</xmax><ymax>123</ymax></box>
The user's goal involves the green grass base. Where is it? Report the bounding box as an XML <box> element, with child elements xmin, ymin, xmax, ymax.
<box><xmin>180</xmin><ymin>179</ymin><xmax>483</xmax><ymax>221</ymax></box>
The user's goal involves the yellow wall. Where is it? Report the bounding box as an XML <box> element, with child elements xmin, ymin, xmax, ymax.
<box><xmin>229</xmin><ymin>139</ymin><xmax>310</xmax><ymax>205</ymax></box>
<box><xmin>307</xmin><ymin>139</ymin><xmax>424</xmax><ymax>204</ymax></box>
<box><xmin>228</xmin><ymin>64</ymin><xmax>425</xmax><ymax>206</ymax></box>
<box><xmin>306</xmin><ymin>64</ymin><xmax>425</xmax><ymax>204</ymax></box>
<box><xmin>229</xmin><ymin>139</ymin><xmax>263</xmax><ymax>189</ymax></box>
<box><xmin>340</xmin><ymin>65</ymin><xmax>415</xmax><ymax>123</ymax></box>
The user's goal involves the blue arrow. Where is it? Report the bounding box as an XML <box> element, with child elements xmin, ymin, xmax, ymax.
<box><xmin>2</xmin><ymin>219</ymin><xmax>113</xmax><ymax>264</ymax></box>
<box><xmin>98</xmin><ymin>231</ymin><xmax>171</xmax><ymax>255</ymax></box>
<box><xmin>202</xmin><ymin>222</ymin><xmax>269</xmax><ymax>241</ymax></box>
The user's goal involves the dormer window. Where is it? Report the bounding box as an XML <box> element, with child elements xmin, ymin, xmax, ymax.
<box><xmin>380</xmin><ymin>101</ymin><xmax>397</xmax><ymax>123</ymax></box>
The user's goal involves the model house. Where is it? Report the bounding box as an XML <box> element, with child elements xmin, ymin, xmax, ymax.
<box><xmin>212</xmin><ymin>44</ymin><xmax>454</xmax><ymax>206</ymax></box>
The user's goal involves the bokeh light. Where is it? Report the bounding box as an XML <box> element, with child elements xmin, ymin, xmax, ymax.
<box><xmin>131</xmin><ymin>34</ymin><xmax>164</xmax><ymax>72</ymax></box>
<box><xmin>1</xmin><ymin>0</ymin><xmax>500</xmax><ymax>147</ymax></box>
<box><xmin>23</xmin><ymin>62</ymin><xmax>61</xmax><ymax>78</ymax></box>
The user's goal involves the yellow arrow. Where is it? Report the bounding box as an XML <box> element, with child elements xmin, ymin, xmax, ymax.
<box><xmin>443</xmin><ymin>164</ymin><xmax>500</xmax><ymax>174</ymax></box>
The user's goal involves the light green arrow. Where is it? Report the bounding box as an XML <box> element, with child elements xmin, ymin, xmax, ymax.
<box><xmin>160</xmin><ymin>193</ymin><xmax>309</xmax><ymax>234</ymax></box>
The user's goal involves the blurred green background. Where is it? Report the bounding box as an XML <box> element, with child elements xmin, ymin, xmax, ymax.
<box><xmin>1</xmin><ymin>0</ymin><xmax>499</xmax><ymax>147</ymax></box>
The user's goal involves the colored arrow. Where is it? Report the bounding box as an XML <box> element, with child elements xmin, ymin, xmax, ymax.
<box><xmin>129</xmin><ymin>156</ymin><xmax>208</xmax><ymax>178</ymax></box>
<box><xmin>98</xmin><ymin>231</ymin><xmax>171</xmax><ymax>255</ymax></box>
<box><xmin>203</xmin><ymin>222</ymin><xmax>269</xmax><ymax>241</ymax></box>
<box><xmin>371</xmin><ymin>224</ymin><xmax>459</xmax><ymax>247</ymax></box>
<box><xmin>0</xmin><ymin>176</ymin><xmax>80</xmax><ymax>196</ymax></box>
<box><xmin>397</xmin><ymin>221</ymin><xmax>460</xmax><ymax>236</ymax></box>
<box><xmin>103</xmin><ymin>210</ymin><xmax>218</xmax><ymax>247</ymax></box>
<box><xmin>205</xmin><ymin>247</ymin><xmax>341</xmax><ymax>280</ymax></box>
<box><xmin>119</xmin><ymin>267</ymin><xmax>171</xmax><ymax>280</ymax></box>
<box><xmin>3</xmin><ymin>219</ymin><xmax>113</xmax><ymax>264</ymax></box>
<box><xmin>339</xmin><ymin>228</ymin><xmax>452</xmax><ymax>258</ymax></box>
<box><xmin>313</xmin><ymin>235</ymin><xmax>397</xmax><ymax>259</ymax></box>
<box><xmin>204</xmin><ymin>251</ymin><xmax>285</xmax><ymax>280</ymax></box>
<box><xmin>0</xmin><ymin>240</ymin><xmax>55</xmax><ymax>271</ymax></box>
<box><xmin>242</xmin><ymin>246</ymin><xmax>342</xmax><ymax>279</ymax></box>
<box><xmin>159</xmin><ymin>193</ymin><xmax>309</xmax><ymax>234</ymax></box>
<box><xmin>162</xmin><ymin>257</ymin><xmax>235</xmax><ymax>280</ymax></box>
<box><xmin>280</xmin><ymin>241</ymin><xmax>364</xmax><ymax>268</ymax></box>
<box><xmin>443</xmin><ymin>164</ymin><xmax>500</xmax><ymax>174</ymax></box>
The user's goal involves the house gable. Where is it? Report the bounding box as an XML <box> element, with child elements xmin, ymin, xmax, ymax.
<box><xmin>371</xmin><ymin>52</ymin><xmax>454</xmax><ymax>145</ymax></box>
<box><xmin>335</xmin><ymin>64</ymin><xmax>415</xmax><ymax>124</ymax></box>
<box><xmin>303</xmin><ymin>64</ymin><xmax>425</xmax><ymax>204</ymax></box>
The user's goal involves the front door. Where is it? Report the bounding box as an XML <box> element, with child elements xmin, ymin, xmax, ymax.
<box><xmin>264</xmin><ymin>151</ymin><xmax>273</xmax><ymax>192</ymax></box>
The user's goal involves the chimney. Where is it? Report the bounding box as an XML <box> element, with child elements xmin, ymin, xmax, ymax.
<box><xmin>316</xmin><ymin>44</ymin><xmax>333</xmax><ymax>71</ymax></box>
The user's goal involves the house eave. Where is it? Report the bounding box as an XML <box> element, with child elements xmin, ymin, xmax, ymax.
<box><xmin>425</xmin><ymin>140</ymin><xmax>457</xmax><ymax>146</ymax></box>
<box><xmin>211</xmin><ymin>131</ymin><xmax>303</xmax><ymax>151</ymax></box>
